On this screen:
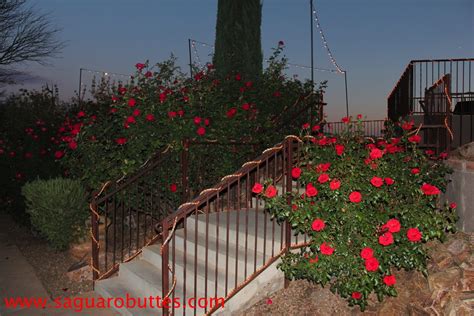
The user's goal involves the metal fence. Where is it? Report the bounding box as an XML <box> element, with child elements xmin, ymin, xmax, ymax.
<box><xmin>387</xmin><ymin>58</ymin><xmax>474</xmax><ymax>152</ymax></box>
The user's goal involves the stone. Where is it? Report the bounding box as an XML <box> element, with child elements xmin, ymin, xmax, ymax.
<box><xmin>66</xmin><ymin>264</ymin><xmax>92</xmax><ymax>282</ymax></box>
<box><xmin>408</xmin><ymin>304</ymin><xmax>430</xmax><ymax>316</ymax></box>
<box><xmin>376</xmin><ymin>300</ymin><xmax>407</xmax><ymax>316</ymax></box>
<box><xmin>459</xmin><ymin>142</ymin><xmax>474</xmax><ymax>159</ymax></box>
<box><xmin>428</xmin><ymin>267</ymin><xmax>462</xmax><ymax>292</ymax></box>
<box><xmin>69</xmin><ymin>240</ymin><xmax>92</xmax><ymax>260</ymax></box>
<box><xmin>460</xmin><ymin>267</ymin><xmax>474</xmax><ymax>291</ymax></box>
<box><xmin>430</xmin><ymin>250</ymin><xmax>455</xmax><ymax>271</ymax></box>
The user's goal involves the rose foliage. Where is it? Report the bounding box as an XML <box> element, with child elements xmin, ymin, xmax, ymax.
<box><xmin>254</xmin><ymin>118</ymin><xmax>457</xmax><ymax>310</ymax></box>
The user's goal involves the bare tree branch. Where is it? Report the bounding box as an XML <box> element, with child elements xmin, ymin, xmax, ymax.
<box><xmin>0</xmin><ymin>0</ymin><xmax>64</xmax><ymax>84</ymax></box>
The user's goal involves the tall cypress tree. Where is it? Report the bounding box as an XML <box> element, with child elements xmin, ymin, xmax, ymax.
<box><xmin>213</xmin><ymin>0</ymin><xmax>263</xmax><ymax>79</ymax></box>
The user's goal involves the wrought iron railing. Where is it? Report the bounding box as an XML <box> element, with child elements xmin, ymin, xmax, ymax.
<box><xmin>324</xmin><ymin>119</ymin><xmax>386</xmax><ymax>138</ymax></box>
<box><xmin>89</xmin><ymin>148</ymin><xmax>179</xmax><ymax>280</ymax></box>
<box><xmin>387</xmin><ymin>58</ymin><xmax>474</xmax><ymax>152</ymax></box>
<box><xmin>158</xmin><ymin>136</ymin><xmax>309</xmax><ymax>315</ymax></box>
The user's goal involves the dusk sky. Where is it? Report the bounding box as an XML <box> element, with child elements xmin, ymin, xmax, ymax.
<box><xmin>9</xmin><ymin>0</ymin><xmax>474</xmax><ymax>121</ymax></box>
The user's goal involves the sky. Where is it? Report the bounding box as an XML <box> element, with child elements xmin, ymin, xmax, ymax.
<box><xmin>6</xmin><ymin>0</ymin><xmax>474</xmax><ymax>121</ymax></box>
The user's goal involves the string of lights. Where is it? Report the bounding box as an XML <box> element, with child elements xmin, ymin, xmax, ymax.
<box><xmin>189</xmin><ymin>38</ymin><xmax>341</xmax><ymax>74</ymax></box>
<box><xmin>80</xmin><ymin>68</ymin><xmax>131</xmax><ymax>80</ymax></box>
<box><xmin>312</xmin><ymin>6</ymin><xmax>345</xmax><ymax>74</ymax></box>
<box><xmin>190</xmin><ymin>40</ymin><xmax>204</xmax><ymax>68</ymax></box>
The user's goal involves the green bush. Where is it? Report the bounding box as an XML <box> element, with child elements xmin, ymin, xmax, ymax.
<box><xmin>254</xmin><ymin>117</ymin><xmax>457</xmax><ymax>311</ymax></box>
<box><xmin>22</xmin><ymin>178</ymin><xmax>89</xmax><ymax>250</ymax></box>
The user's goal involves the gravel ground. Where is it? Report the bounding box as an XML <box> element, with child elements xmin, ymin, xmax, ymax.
<box><xmin>4</xmin><ymin>214</ymin><xmax>93</xmax><ymax>298</ymax></box>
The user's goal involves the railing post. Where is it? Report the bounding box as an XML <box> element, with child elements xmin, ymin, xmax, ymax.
<box><xmin>181</xmin><ymin>139</ymin><xmax>190</xmax><ymax>203</ymax></box>
<box><xmin>90</xmin><ymin>195</ymin><xmax>100</xmax><ymax>282</ymax></box>
<box><xmin>284</xmin><ymin>139</ymin><xmax>293</xmax><ymax>288</ymax></box>
<box><xmin>161</xmin><ymin>218</ymin><xmax>170</xmax><ymax>315</ymax></box>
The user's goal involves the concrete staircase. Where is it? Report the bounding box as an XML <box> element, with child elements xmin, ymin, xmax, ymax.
<box><xmin>95</xmin><ymin>206</ymin><xmax>305</xmax><ymax>315</ymax></box>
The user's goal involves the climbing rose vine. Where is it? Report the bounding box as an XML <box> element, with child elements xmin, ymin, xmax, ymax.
<box><xmin>253</xmin><ymin>118</ymin><xmax>457</xmax><ymax>311</ymax></box>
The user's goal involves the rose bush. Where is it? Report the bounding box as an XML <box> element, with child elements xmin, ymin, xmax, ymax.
<box><xmin>253</xmin><ymin>117</ymin><xmax>457</xmax><ymax>310</ymax></box>
<box><xmin>59</xmin><ymin>45</ymin><xmax>324</xmax><ymax>198</ymax></box>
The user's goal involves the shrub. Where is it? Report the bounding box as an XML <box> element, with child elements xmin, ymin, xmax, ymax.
<box><xmin>59</xmin><ymin>45</ymin><xmax>323</xmax><ymax>196</ymax></box>
<box><xmin>254</xmin><ymin>117</ymin><xmax>457</xmax><ymax>310</ymax></box>
<box><xmin>22</xmin><ymin>178</ymin><xmax>88</xmax><ymax>250</ymax></box>
<box><xmin>0</xmin><ymin>87</ymin><xmax>65</xmax><ymax>222</ymax></box>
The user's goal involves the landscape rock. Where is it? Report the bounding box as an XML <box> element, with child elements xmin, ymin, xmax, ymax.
<box><xmin>428</xmin><ymin>267</ymin><xmax>462</xmax><ymax>292</ymax></box>
<box><xmin>458</xmin><ymin>142</ymin><xmax>474</xmax><ymax>159</ymax></box>
<box><xmin>66</xmin><ymin>264</ymin><xmax>92</xmax><ymax>283</ymax></box>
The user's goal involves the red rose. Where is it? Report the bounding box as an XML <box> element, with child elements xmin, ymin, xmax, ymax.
<box><xmin>439</xmin><ymin>152</ymin><xmax>448</xmax><ymax>159</ymax></box>
<box><xmin>365</xmin><ymin>257</ymin><xmax>379</xmax><ymax>271</ymax></box>
<box><xmin>316</xmin><ymin>163</ymin><xmax>331</xmax><ymax>173</ymax></box>
<box><xmin>411</xmin><ymin>168</ymin><xmax>420</xmax><ymax>175</ymax></box>
<box><xmin>193</xmin><ymin>116</ymin><xmax>202</xmax><ymax>125</ymax></box>
<box><xmin>401</xmin><ymin>121</ymin><xmax>414</xmax><ymax>131</ymax></box>
<box><xmin>335</xmin><ymin>144</ymin><xmax>345</xmax><ymax>156</ymax></box>
<box><xmin>226</xmin><ymin>108</ymin><xmax>237</xmax><ymax>118</ymax></box>
<box><xmin>126</xmin><ymin>116</ymin><xmax>136</xmax><ymax>124</ymax></box>
<box><xmin>421</xmin><ymin>183</ymin><xmax>440</xmax><ymax>195</ymax></box>
<box><xmin>168</xmin><ymin>111</ymin><xmax>177</xmax><ymax>118</ymax></box>
<box><xmin>252</xmin><ymin>183</ymin><xmax>263</xmax><ymax>194</ymax></box>
<box><xmin>384</xmin><ymin>177</ymin><xmax>394</xmax><ymax>185</ymax></box>
<box><xmin>242</xmin><ymin>103</ymin><xmax>250</xmax><ymax>111</ymax></box>
<box><xmin>306</xmin><ymin>184</ymin><xmax>318</xmax><ymax>197</ymax></box>
<box><xmin>320</xmin><ymin>242</ymin><xmax>334</xmax><ymax>255</ymax></box>
<box><xmin>265</xmin><ymin>185</ymin><xmax>278</xmax><ymax>198</ymax></box>
<box><xmin>160</xmin><ymin>93</ymin><xmax>167</xmax><ymax>103</ymax></box>
<box><xmin>349</xmin><ymin>191</ymin><xmax>362</xmax><ymax>203</ymax></box>
<box><xmin>351</xmin><ymin>292</ymin><xmax>362</xmax><ymax>300</ymax></box>
<box><xmin>360</xmin><ymin>247</ymin><xmax>374</xmax><ymax>259</ymax></box>
<box><xmin>311</xmin><ymin>219</ymin><xmax>325</xmax><ymax>231</ymax></box>
<box><xmin>383</xmin><ymin>218</ymin><xmax>401</xmax><ymax>233</ymax></box>
<box><xmin>341</xmin><ymin>116</ymin><xmax>350</xmax><ymax>124</ymax></box>
<box><xmin>318</xmin><ymin>173</ymin><xmax>330</xmax><ymax>184</ymax></box>
<box><xmin>54</xmin><ymin>150</ymin><xmax>64</xmax><ymax>159</ymax></box>
<box><xmin>369</xmin><ymin>148</ymin><xmax>383</xmax><ymax>159</ymax></box>
<box><xmin>145</xmin><ymin>114</ymin><xmax>155</xmax><ymax>122</ymax></box>
<box><xmin>77</xmin><ymin>111</ymin><xmax>86</xmax><ymax>118</ymax></box>
<box><xmin>383</xmin><ymin>275</ymin><xmax>396</xmax><ymax>286</ymax></box>
<box><xmin>329</xmin><ymin>179</ymin><xmax>341</xmax><ymax>190</ymax></box>
<box><xmin>68</xmin><ymin>141</ymin><xmax>78</xmax><ymax>150</ymax></box>
<box><xmin>235</xmin><ymin>74</ymin><xmax>241</xmax><ymax>81</ymax></box>
<box><xmin>357</xmin><ymin>114</ymin><xmax>363</xmax><ymax>120</ymax></box>
<box><xmin>132</xmin><ymin>109</ymin><xmax>141</xmax><ymax>117</ymax></box>
<box><xmin>135</xmin><ymin>63</ymin><xmax>145</xmax><ymax>70</ymax></box>
<box><xmin>115</xmin><ymin>137</ymin><xmax>127</xmax><ymax>145</ymax></box>
<box><xmin>302</xmin><ymin>123</ymin><xmax>310</xmax><ymax>129</ymax></box>
<box><xmin>312</xmin><ymin>125</ymin><xmax>321</xmax><ymax>132</ymax></box>
<box><xmin>196</xmin><ymin>127</ymin><xmax>206</xmax><ymax>136</ymax></box>
<box><xmin>177</xmin><ymin>110</ymin><xmax>184</xmax><ymax>117</ymax></box>
<box><xmin>204</xmin><ymin>118</ymin><xmax>210</xmax><ymax>126</ymax></box>
<box><xmin>407</xmin><ymin>227</ymin><xmax>422</xmax><ymax>242</ymax></box>
<box><xmin>291</xmin><ymin>167</ymin><xmax>301</xmax><ymax>179</ymax></box>
<box><xmin>450</xmin><ymin>202</ymin><xmax>457</xmax><ymax>209</ymax></box>
<box><xmin>408</xmin><ymin>135</ymin><xmax>421</xmax><ymax>143</ymax></box>
<box><xmin>145</xmin><ymin>71</ymin><xmax>152</xmax><ymax>78</ymax></box>
<box><xmin>169</xmin><ymin>183</ymin><xmax>177</xmax><ymax>192</ymax></box>
<box><xmin>379</xmin><ymin>232</ymin><xmax>394</xmax><ymax>246</ymax></box>
<box><xmin>128</xmin><ymin>98</ymin><xmax>136</xmax><ymax>107</ymax></box>
<box><xmin>370</xmin><ymin>176</ymin><xmax>384</xmax><ymax>188</ymax></box>
<box><xmin>309</xmin><ymin>256</ymin><xmax>319</xmax><ymax>264</ymax></box>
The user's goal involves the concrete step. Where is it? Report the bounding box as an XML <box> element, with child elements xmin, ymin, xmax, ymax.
<box><xmin>185</xmin><ymin>209</ymin><xmax>308</xmax><ymax>254</ymax></box>
<box><xmin>173</xmin><ymin>228</ymin><xmax>270</xmax><ymax>285</ymax></box>
<box><xmin>142</xmin><ymin>244</ymin><xmax>228</xmax><ymax>298</ymax></box>
<box><xmin>94</xmin><ymin>277</ymin><xmax>162</xmax><ymax>316</ymax></box>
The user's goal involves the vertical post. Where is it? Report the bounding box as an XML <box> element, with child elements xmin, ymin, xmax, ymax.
<box><xmin>344</xmin><ymin>70</ymin><xmax>349</xmax><ymax>117</ymax></box>
<box><xmin>79</xmin><ymin>68</ymin><xmax>83</xmax><ymax>106</ymax></box>
<box><xmin>91</xmin><ymin>196</ymin><xmax>100</xmax><ymax>282</ymax></box>
<box><xmin>181</xmin><ymin>139</ymin><xmax>190</xmax><ymax>203</ymax></box>
<box><xmin>310</xmin><ymin>0</ymin><xmax>314</xmax><ymax>89</ymax></box>
<box><xmin>188</xmin><ymin>39</ymin><xmax>193</xmax><ymax>79</ymax></box>
<box><xmin>161</xmin><ymin>219</ymin><xmax>169</xmax><ymax>316</ymax></box>
<box><xmin>284</xmin><ymin>139</ymin><xmax>293</xmax><ymax>288</ymax></box>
